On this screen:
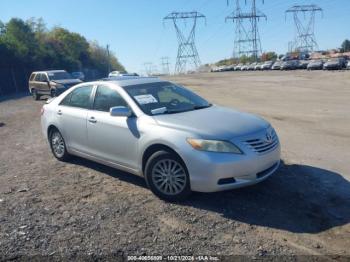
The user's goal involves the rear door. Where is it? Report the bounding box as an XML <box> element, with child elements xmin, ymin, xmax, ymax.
<box><xmin>57</xmin><ymin>85</ymin><xmax>94</xmax><ymax>153</ymax></box>
<box><xmin>40</xmin><ymin>73</ymin><xmax>50</xmax><ymax>93</ymax></box>
<box><xmin>87</xmin><ymin>85</ymin><xmax>139</xmax><ymax>170</ymax></box>
<box><xmin>33</xmin><ymin>73</ymin><xmax>43</xmax><ymax>92</ymax></box>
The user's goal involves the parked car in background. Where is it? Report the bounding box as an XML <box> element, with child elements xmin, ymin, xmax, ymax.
<box><xmin>297</xmin><ymin>60</ymin><xmax>309</xmax><ymax>70</ymax></box>
<box><xmin>254</xmin><ymin>63</ymin><xmax>263</xmax><ymax>70</ymax></box>
<box><xmin>29</xmin><ymin>70</ymin><xmax>82</xmax><ymax>100</ymax></box>
<box><xmin>108</xmin><ymin>71</ymin><xmax>121</xmax><ymax>77</ymax></box>
<box><xmin>323</xmin><ymin>58</ymin><xmax>346</xmax><ymax>70</ymax></box>
<box><xmin>241</xmin><ymin>64</ymin><xmax>249</xmax><ymax>71</ymax></box>
<box><xmin>261</xmin><ymin>61</ymin><xmax>274</xmax><ymax>70</ymax></box>
<box><xmin>119</xmin><ymin>73</ymin><xmax>139</xmax><ymax>77</ymax></box>
<box><xmin>307</xmin><ymin>60</ymin><xmax>324</xmax><ymax>70</ymax></box>
<box><xmin>280</xmin><ymin>60</ymin><xmax>298</xmax><ymax>70</ymax></box>
<box><xmin>234</xmin><ymin>64</ymin><xmax>243</xmax><ymax>71</ymax></box>
<box><xmin>41</xmin><ymin>77</ymin><xmax>280</xmax><ymax>201</ymax></box>
<box><xmin>248</xmin><ymin>62</ymin><xmax>257</xmax><ymax>70</ymax></box>
<box><xmin>71</xmin><ymin>71</ymin><xmax>85</xmax><ymax>81</ymax></box>
<box><xmin>347</xmin><ymin>61</ymin><xmax>350</xmax><ymax>70</ymax></box>
<box><xmin>226</xmin><ymin>65</ymin><xmax>236</xmax><ymax>71</ymax></box>
<box><xmin>272</xmin><ymin>61</ymin><xmax>282</xmax><ymax>70</ymax></box>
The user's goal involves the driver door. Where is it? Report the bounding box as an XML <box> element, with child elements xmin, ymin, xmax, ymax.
<box><xmin>87</xmin><ymin>85</ymin><xmax>139</xmax><ymax>171</ymax></box>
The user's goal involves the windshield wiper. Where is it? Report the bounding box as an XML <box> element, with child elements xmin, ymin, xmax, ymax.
<box><xmin>193</xmin><ymin>104</ymin><xmax>212</xmax><ymax>110</ymax></box>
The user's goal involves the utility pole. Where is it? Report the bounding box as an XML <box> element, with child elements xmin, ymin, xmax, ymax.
<box><xmin>286</xmin><ymin>4</ymin><xmax>323</xmax><ymax>53</ymax></box>
<box><xmin>226</xmin><ymin>0</ymin><xmax>267</xmax><ymax>61</ymax></box>
<box><xmin>164</xmin><ymin>11</ymin><xmax>206</xmax><ymax>74</ymax></box>
<box><xmin>161</xmin><ymin>57</ymin><xmax>171</xmax><ymax>75</ymax></box>
<box><xmin>106</xmin><ymin>44</ymin><xmax>111</xmax><ymax>74</ymax></box>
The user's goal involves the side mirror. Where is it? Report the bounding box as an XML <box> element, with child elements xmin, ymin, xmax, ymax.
<box><xmin>110</xmin><ymin>106</ymin><xmax>132</xmax><ymax>117</ymax></box>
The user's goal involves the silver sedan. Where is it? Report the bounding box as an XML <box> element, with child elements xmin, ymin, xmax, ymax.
<box><xmin>41</xmin><ymin>77</ymin><xmax>280</xmax><ymax>201</ymax></box>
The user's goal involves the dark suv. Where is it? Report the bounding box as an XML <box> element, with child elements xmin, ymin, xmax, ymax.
<box><xmin>29</xmin><ymin>70</ymin><xmax>82</xmax><ymax>100</ymax></box>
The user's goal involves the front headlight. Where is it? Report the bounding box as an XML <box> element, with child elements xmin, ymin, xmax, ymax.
<box><xmin>187</xmin><ymin>138</ymin><xmax>243</xmax><ymax>154</ymax></box>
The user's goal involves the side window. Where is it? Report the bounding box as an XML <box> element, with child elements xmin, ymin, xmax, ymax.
<box><xmin>60</xmin><ymin>92</ymin><xmax>72</xmax><ymax>106</ymax></box>
<box><xmin>66</xmin><ymin>86</ymin><xmax>93</xmax><ymax>109</ymax></box>
<box><xmin>34</xmin><ymin>73</ymin><xmax>41</xmax><ymax>82</ymax></box>
<box><xmin>93</xmin><ymin>85</ymin><xmax>128</xmax><ymax>112</ymax></box>
<box><xmin>41</xmin><ymin>74</ymin><xmax>48</xmax><ymax>82</ymax></box>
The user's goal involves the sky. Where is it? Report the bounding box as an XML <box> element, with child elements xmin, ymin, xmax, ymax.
<box><xmin>0</xmin><ymin>0</ymin><xmax>349</xmax><ymax>73</ymax></box>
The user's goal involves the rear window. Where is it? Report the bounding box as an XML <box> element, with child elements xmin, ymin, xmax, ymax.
<box><xmin>29</xmin><ymin>73</ymin><xmax>36</xmax><ymax>81</ymax></box>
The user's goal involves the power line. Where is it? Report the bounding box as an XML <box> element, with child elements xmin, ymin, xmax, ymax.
<box><xmin>164</xmin><ymin>11</ymin><xmax>206</xmax><ymax>74</ymax></box>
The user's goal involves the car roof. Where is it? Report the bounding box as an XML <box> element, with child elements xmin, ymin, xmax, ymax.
<box><xmin>99</xmin><ymin>76</ymin><xmax>165</xmax><ymax>87</ymax></box>
<box><xmin>31</xmin><ymin>70</ymin><xmax>67</xmax><ymax>74</ymax></box>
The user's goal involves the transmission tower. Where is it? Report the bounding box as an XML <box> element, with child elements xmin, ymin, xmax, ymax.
<box><xmin>143</xmin><ymin>62</ymin><xmax>153</xmax><ymax>76</ymax></box>
<box><xmin>226</xmin><ymin>0</ymin><xmax>267</xmax><ymax>61</ymax></box>
<box><xmin>161</xmin><ymin>56</ymin><xmax>171</xmax><ymax>75</ymax></box>
<box><xmin>164</xmin><ymin>11</ymin><xmax>206</xmax><ymax>74</ymax></box>
<box><xmin>286</xmin><ymin>4</ymin><xmax>323</xmax><ymax>53</ymax></box>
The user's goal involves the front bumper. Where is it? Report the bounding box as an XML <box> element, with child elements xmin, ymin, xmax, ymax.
<box><xmin>181</xmin><ymin>131</ymin><xmax>281</xmax><ymax>192</ymax></box>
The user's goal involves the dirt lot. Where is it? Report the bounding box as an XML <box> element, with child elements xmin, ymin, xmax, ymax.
<box><xmin>0</xmin><ymin>71</ymin><xmax>349</xmax><ymax>260</ymax></box>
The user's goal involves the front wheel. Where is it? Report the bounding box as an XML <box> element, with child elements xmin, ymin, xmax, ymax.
<box><xmin>32</xmin><ymin>89</ymin><xmax>40</xmax><ymax>101</ymax></box>
<box><xmin>145</xmin><ymin>151</ymin><xmax>191</xmax><ymax>201</ymax></box>
<box><xmin>49</xmin><ymin>129</ymin><xmax>70</xmax><ymax>161</ymax></box>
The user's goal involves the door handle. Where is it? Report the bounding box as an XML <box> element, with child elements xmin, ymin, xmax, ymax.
<box><xmin>57</xmin><ymin>110</ymin><xmax>62</xmax><ymax>115</ymax></box>
<box><xmin>88</xmin><ymin>117</ymin><xmax>97</xmax><ymax>123</ymax></box>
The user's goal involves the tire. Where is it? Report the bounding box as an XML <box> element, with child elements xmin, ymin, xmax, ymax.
<box><xmin>144</xmin><ymin>150</ymin><xmax>191</xmax><ymax>201</ymax></box>
<box><xmin>32</xmin><ymin>89</ymin><xmax>40</xmax><ymax>101</ymax></box>
<box><xmin>49</xmin><ymin>129</ymin><xmax>71</xmax><ymax>161</ymax></box>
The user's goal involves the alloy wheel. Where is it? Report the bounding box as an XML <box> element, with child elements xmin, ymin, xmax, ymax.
<box><xmin>51</xmin><ymin>131</ymin><xmax>65</xmax><ymax>158</ymax></box>
<box><xmin>151</xmin><ymin>159</ymin><xmax>187</xmax><ymax>196</ymax></box>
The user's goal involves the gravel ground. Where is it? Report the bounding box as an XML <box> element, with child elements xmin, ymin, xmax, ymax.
<box><xmin>0</xmin><ymin>71</ymin><xmax>349</xmax><ymax>261</ymax></box>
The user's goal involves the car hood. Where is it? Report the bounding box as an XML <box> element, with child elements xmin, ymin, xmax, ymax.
<box><xmin>152</xmin><ymin>105</ymin><xmax>269</xmax><ymax>139</ymax></box>
<box><xmin>51</xmin><ymin>79</ymin><xmax>82</xmax><ymax>85</ymax></box>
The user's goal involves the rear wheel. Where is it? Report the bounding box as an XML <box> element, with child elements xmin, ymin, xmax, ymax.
<box><xmin>49</xmin><ymin>129</ymin><xmax>70</xmax><ymax>161</ymax></box>
<box><xmin>32</xmin><ymin>89</ymin><xmax>39</xmax><ymax>100</ymax></box>
<box><xmin>145</xmin><ymin>150</ymin><xmax>191</xmax><ymax>201</ymax></box>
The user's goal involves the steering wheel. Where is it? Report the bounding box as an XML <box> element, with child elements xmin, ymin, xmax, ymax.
<box><xmin>169</xmin><ymin>99</ymin><xmax>180</xmax><ymax>107</ymax></box>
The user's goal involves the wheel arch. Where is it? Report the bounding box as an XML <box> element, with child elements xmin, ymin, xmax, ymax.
<box><xmin>47</xmin><ymin>124</ymin><xmax>59</xmax><ymax>141</ymax></box>
<box><xmin>141</xmin><ymin>143</ymin><xmax>186</xmax><ymax>175</ymax></box>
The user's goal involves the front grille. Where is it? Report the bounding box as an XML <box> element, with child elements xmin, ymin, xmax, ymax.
<box><xmin>244</xmin><ymin>130</ymin><xmax>279</xmax><ymax>154</ymax></box>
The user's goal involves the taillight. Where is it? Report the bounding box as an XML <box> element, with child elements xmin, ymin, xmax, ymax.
<box><xmin>40</xmin><ymin>107</ymin><xmax>45</xmax><ymax>116</ymax></box>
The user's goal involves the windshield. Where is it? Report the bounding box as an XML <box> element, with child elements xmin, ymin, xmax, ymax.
<box><xmin>48</xmin><ymin>71</ymin><xmax>73</xmax><ymax>80</ymax></box>
<box><xmin>124</xmin><ymin>82</ymin><xmax>211</xmax><ymax>115</ymax></box>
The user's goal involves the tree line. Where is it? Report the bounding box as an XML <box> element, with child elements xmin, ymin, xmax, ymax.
<box><xmin>0</xmin><ymin>17</ymin><xmax>125</xmax><ymax>90</ymax></box>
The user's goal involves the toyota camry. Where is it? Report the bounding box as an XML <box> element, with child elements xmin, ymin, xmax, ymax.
<box><xmin>41</xmin><ymin>77</ymin><xmax>280</xmax><ymax>201</ymax></box>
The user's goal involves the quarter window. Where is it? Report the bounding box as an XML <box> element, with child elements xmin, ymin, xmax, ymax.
<box><xmin>61</xmin><ymin>86</ymin><xmax>93</xmax><ymax>109</ymax></box>
<box><xmin>29</xmin><ymin>74</ymin><xmax>36</xmax><ymax>81</ymax></box>
<box><xmin>93</xmin><ymin>85</ymin><xmax>127</xmax><ymax>112</ymax></box>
